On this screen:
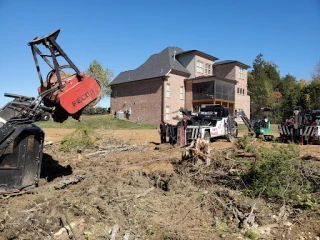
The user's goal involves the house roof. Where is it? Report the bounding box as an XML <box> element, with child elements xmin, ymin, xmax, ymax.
<box><xmin>214</xmin><ymin>60</ymin><xmax>250</xmax><ymax>69</ymax></box>
<box><xmin>110</xmin><ymin>47</ymin><xmax>190</xmax><ymax>85</ymax></box>
<box><xmin>176</xmin><ymin>50</ymin><xmax>218</xmax><ymax>61</ymax></box>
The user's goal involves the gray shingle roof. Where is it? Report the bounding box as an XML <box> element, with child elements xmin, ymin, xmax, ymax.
<box><xmin>214</xmin><ymin>60</ymin><xmax>250</xmax><ymax>68</ymax></box>
<box><xmin>110</xmin><ymin>47</ymin><xmax>190</xmax><ymax>85</ymax></box>
<box><xmin>176</xmin><ymin>50</ymin><xmax>218</xmax><ymax>61</ymax></box>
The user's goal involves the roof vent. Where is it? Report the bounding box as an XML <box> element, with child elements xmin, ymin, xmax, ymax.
<box><xmin>173</xmin><ymin>50</ymin><xmax>176</xmax><ymax>61</ymax></box>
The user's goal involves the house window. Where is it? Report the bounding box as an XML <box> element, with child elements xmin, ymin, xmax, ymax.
<box><xmin>205</xmin><ymin>63</ymin><xmax>211</xmax><ymax>74</ymax></box>
<box><xmin>113</xmin><ymin>90</ymin><xmax>117</xmax><ymax>98</ymax></box>
<box><xmin>239</xmin><ymin>67</ymin><xmax>244</xmax><ymax>79</ymax></box>
<box><xmin>180</xmin><ymin>86</ymin><xmax>184</xmax><ymax>100</ymax></box>
<box><xmin>237</xmin><ymin>88</ymin><xmax>245</xmax><ymax>95</ymax></box>
<box><xmin>197</xmin><ymin>60</ymin><xmax>203</xmax><ymax>73</ymax></box>
<box><xmin>166</xmin><ymin>106</ymin><xmax>170</xmax><ymax>121</ymax></box>
<box><xmin>166</xmin><ymin>83</ymin><xmax>170</xmax><ymax>97</ymax></box>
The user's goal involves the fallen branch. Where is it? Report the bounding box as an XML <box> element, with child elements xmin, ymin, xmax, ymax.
<box><xmin>85</xmin><ymin>145</ymin><xmax>142</xmax><ymax>157</ymax></box>
<box><xmin>300</xmin><ymin>155</ymin><xmax>320</xmax><ymax>161</ymax></box>
<box><xmin>109</xmin><ymin>187</ymin><xmax>155</xmax><ymax>203</ymax></box>
<box><xmin>236</xmin><ymin>152</ymin><xmax>258</xmax><ymax>159</ymax></box>
<box><xmin>118</xmin><ymin>155</ymin><xmax>180</xmax><ymax>170</ymax></box>
<box><xmin>241</xmin><ymin>202</ymin><xmax>256</xmax><ymax>229</ymax></box>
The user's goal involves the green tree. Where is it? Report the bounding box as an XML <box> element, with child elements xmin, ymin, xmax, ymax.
<box><xmin>265</xmin><ymin>61</ymin><xmax>281</xmax><ymax>90</ymax></box>
<box><xmin>311</xmin><ymin>61</ymin><xmax>320</xmax><ymax>82</ymax></box>
<box><xmin>86</xmin><ymin>60</ymin><xmax>113</xmax><ymax>99</ymax></box>
<box><xmin>248</xmin><ymin>54</ymin><xmax>279</xmax><ymax>118</ymax></box>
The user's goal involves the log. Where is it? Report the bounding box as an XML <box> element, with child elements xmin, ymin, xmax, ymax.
<box><xmin>300</xmin><ymin>155</ymin><xmax>320</xmax><ymax>161</ymax></box>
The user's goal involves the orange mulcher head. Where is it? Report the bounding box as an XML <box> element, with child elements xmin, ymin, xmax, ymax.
<box><xmin>29</xmin><ymin>29</ymin><xmax>101</xmax><ymax>122</ymax></box>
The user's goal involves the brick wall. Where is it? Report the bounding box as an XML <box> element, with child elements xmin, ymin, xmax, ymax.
<box><xmin>164</xmin><ymin>73</ymin><xmax>186</xmax><ymax>124</ymax></box>
<box><xmin>110</xmin><ymin>78</ymin><xmax>163</xmax><ymax>124</ymax></box>
<box><xmin>213</xmin><ymin>63</ymin><xmax>250</xmax><ymax>117</ymax></box>
<box><xmin>213</xmin><ymin>63</ymin><xmax>236</xmax><ymax>79</ymax></box>
<box><xmin>234</xmin><ymin>66</ymin><xmax>250</xmax><ymax>116</ymax></box>
<box><xmin>185</xmin><ymin>81</ymin><xmax>193</xmax><ymax>111</ymax></box>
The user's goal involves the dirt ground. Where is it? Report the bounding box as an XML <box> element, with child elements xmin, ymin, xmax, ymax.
<box><xmin>0</xmin><ymin>128</ymin><xmax>319</xmax><ymax>240</ymax></box>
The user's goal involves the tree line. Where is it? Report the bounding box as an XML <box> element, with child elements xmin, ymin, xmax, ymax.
<box><xmin>248</xmin><ymin>53</ymin><xmax>320</xmax><ymax>123</ymax></box>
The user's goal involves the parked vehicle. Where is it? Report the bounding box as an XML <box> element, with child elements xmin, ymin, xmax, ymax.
<box><xmin>169</xmin><ymin>105</ymin><xmax>238</xmax><ymax>146</ymax></box>
<box><xmin>278</xmin><ymin>107</ymin><xmax>320</xmax><ymax>144</ymax></box>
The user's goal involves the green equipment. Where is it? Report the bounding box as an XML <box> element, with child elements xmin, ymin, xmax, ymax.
<box><xmin>239</xmin><ymin>107</ymin><xmax>274</xmax><ymax>140</ymax></box>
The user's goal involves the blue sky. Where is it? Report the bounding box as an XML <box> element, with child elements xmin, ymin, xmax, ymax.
<box><xmin>0</xmin><ymin>0</ymin><xmax>319</xmax><ymax>107</ymax></box>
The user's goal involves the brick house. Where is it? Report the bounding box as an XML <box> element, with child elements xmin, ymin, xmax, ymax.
<box><xmin>110</xmin><ymin>47</ymin><xmax>250</xmax><ymax>124</ymax></box>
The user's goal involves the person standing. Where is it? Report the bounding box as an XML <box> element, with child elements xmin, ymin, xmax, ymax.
<box><xmin>159</xmin><ymin>121</ymin><xmax>167</xmax><ymax>143</ymax></box>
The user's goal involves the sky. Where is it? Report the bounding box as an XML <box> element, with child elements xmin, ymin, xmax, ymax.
<box><xmin>0</xmin><ymin>0</ymin><xmax>319</xmax><ymax>108</ymax></box>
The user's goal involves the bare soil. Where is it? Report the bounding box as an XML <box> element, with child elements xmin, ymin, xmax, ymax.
<box><xmin>0</xmin><ymin>128</ymin><xmax>319</xmax><ymax>240</ymax></box>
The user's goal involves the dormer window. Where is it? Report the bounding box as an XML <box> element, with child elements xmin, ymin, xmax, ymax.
<box><xmin>197</xmin><ymin>60</ymin><xmax>203</xmax><ymax>73</ymax></box>
<box><xmin>205</xmin><ymin>63</ymin><xmax>211</xmax><ymax>75</ymax></box>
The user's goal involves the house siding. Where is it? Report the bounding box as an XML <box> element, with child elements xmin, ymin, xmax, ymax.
<box><xmin>110</xmin><ymin>78</ymin><xmax>163</xmax><ymax>124</ymax></box>
<box><xmin>177</xmin><ymin>55</ymin><xmax>195</xmax><ymax>78</ymax></box>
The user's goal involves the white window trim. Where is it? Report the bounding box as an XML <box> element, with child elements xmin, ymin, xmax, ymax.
<box><xmin>205</xmin><ymin>63</ymin><xmax>211</xmax><ymax>75</ymax></box>
<box><xmin>197</xmin><ymin>60</ymin><xmax>203</xmax><ymax>73</ymax></box>
<box><xmin>237</xmin><ymin>87</ymin><xmax>245</xmax><ymax>95</ymax></box>
<box><xmin>166</xmin><ymin>83</ymin><xmax>170</xmax><ymax>97</ymax></box>
<box><xmin>180</xmin><ymin>86</ymin><xmax>184</xmax><ymax>100</ymax></box>
<box><xmin>166</xmin><ymin>106</ymin><xmax>170</xmax><ymax>121</ymax></box>
<box><xmin>239</xmin><ymin>67</ymin><xmax>244</xmax><ymax>79</ymax></box>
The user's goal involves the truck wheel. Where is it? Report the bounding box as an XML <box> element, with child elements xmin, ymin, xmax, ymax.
<box><xmin>41</xmin><ymin>112</ymin><xmax>51</xmax><ymax>121</ymax></box>
<box><xmin>204</xmin><ymin>131</ymin><xmax>211</xmax><ymax>142</ymax></box>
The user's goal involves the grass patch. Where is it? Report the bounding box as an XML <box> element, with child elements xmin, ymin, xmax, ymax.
<box><xmin>59</xmin><ymin>127</ymin><xmax>95</xmax><ymax>152</ymax></box>
<box><xmin>36</xmin><ymin>114</ymin><xmax>157</xmax><ymax>130</ymax></box>
<box><xmin>244</xmin><ymin>230</ymin><xmax>258</xmax><ymax>240</ymax></box>
<box><xmin>237</xmin><ymin>123</ymin><xmax>279</xmax><ymax>137</ymax></box>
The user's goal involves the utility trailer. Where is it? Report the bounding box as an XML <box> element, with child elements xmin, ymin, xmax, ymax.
<box><xmin>278</xmin><ymin>108</ymin><xmax>320</xmax><ymax>145</ymax></box>
<box><xmin>169</xmin><ymin>105</ymin><xmax>238</xmax><ymax>146</ymax></box>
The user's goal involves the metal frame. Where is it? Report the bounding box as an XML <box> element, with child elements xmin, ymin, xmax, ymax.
<box><xmin>28</xmin><ymin>29</ymin><xmax>81</xmax><ymax>90</ymax></box>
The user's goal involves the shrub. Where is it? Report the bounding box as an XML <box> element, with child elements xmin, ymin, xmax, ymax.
<box><xmin>60</xmin><ymin>127</ymin><xmax>94</xmax><ymax>152</ymax></box>
<box><xmin>83</xmin><ymin>107</ymin><xmax>106</xmax><ymax>115</ymax></box>
<box><xmin>244</xmin><ymin>230</ymin><xmax>258</xmax><ymax>240</ymax></box>
<box><xmin>243</xmin><ymin>143</ymin><xmax>311</xmax><ymax>204</ymax></box>
<box><xmin>236</xmin><ymin>135</ymin><xmax>258</xmax><ymax>153</ymax></box>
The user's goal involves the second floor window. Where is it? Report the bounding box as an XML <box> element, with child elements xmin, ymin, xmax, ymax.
<box><xmin>237</xmin><ymin>87</ymin><xmax>245</xmax><ymax>95</ymax></box>
<box><xmin>239</xmin><ymin>67</ymin><xmax>244</xmax><ymax>79</ymax></box>
<box><xmin>205</xmin><ymin>63</ymin><xmax>211</xmax><ymax>74</ymax></box>
<box><xmin>197</xmin><ymin>60</ymin><xmax>203</xmax><ymax>73</ymax></box>
<box><xmin>166</xmin><ymin>83</ymin><xmax>170</xmax><ymax>97</ymax></box>
<box><xmin>180</xmin><ymin>86</ymin><xmax>184</xmax><ymax>99</ymax></box>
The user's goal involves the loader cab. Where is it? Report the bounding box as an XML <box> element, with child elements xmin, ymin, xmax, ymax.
<box><xmin>0</xmin><ymin>125</ymin><xmax>44</xmax><ymax>193</ymax></box>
